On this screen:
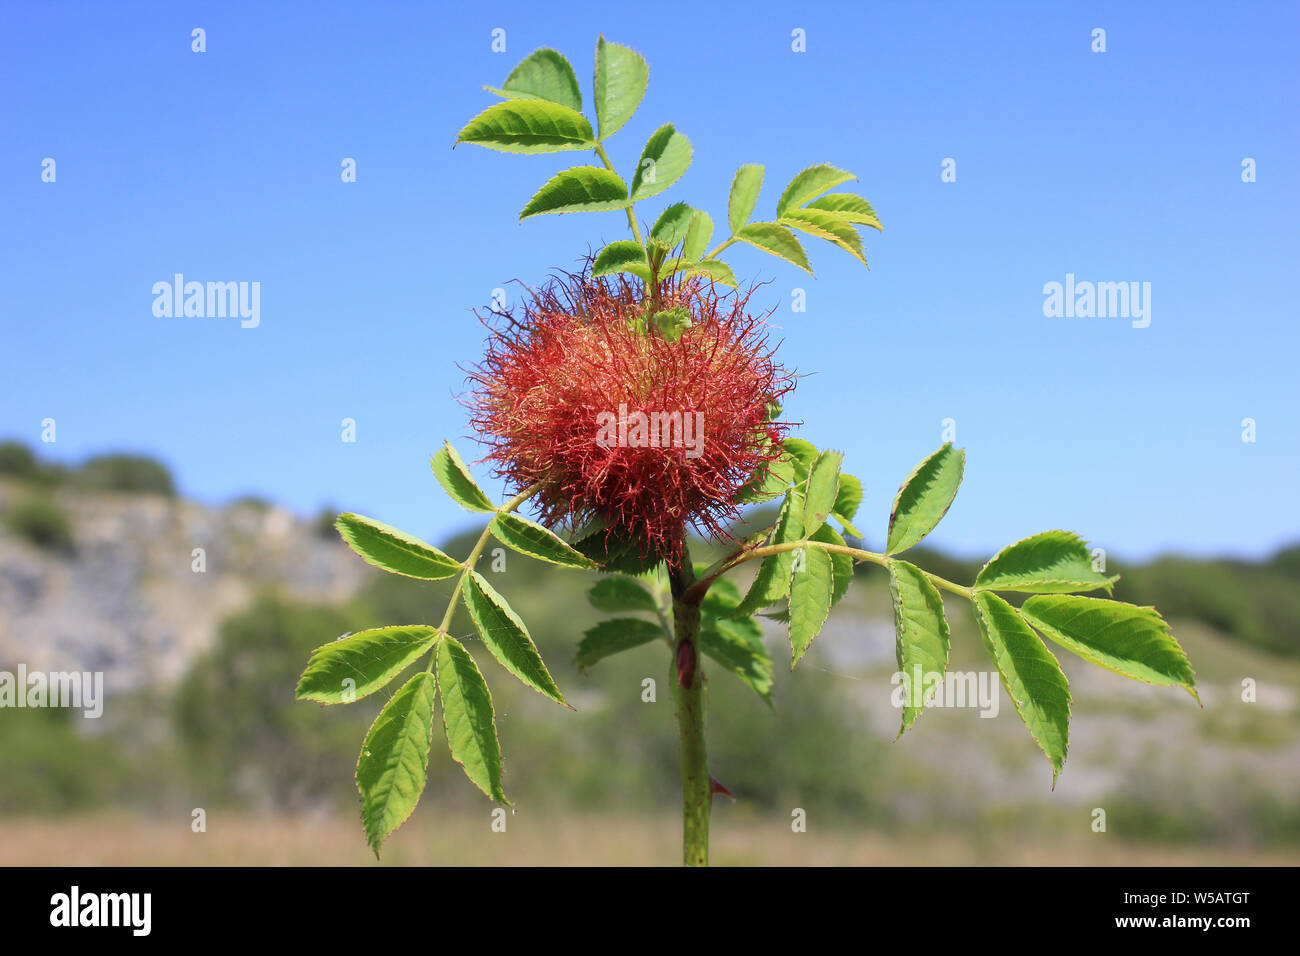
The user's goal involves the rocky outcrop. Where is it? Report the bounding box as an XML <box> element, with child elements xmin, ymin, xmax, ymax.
<box><xmin>0</xmin><ymin>483</ymin><xmax>370</xmax><ymax>694</ymax></box>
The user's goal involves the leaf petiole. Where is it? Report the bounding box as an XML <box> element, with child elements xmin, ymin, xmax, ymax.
<box><xmin>426</xmin><ymin>482</ymin><xmax>544</xmax><ymax>671</ymax></box>
<box><xmin>593</xmin><ymin>142</ymin><xmax>643</xmax><ymax>246</ymax></box>
<box><xmin>683</xmin><ymin>538</ymin><xmax>974</xmax><ymax>606</ymax></box>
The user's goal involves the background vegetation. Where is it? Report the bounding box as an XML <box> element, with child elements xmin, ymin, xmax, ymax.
<box><xmin>1</xmin><ymin>439</ymin><xmax>1297</xmax><ymax>863</ymax></box>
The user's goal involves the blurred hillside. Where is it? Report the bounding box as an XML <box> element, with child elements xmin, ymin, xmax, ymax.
<box><xmin>1</xmin><ymin>439</ymin><xmax>1298</xmax><ymax>864</ymax></box>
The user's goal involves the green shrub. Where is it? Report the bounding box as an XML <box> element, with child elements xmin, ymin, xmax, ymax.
<box><xmin>1113</xmin><ymin>556</ymin><xmax>1300</xmax><ymax>656</ymax></box>
<box><xmin>173</xmin><ymin>594</ymin><xmax>370</xmax><ymax>809</ymax></box>
<box><xmin>229</xmin><ymin>493</ymin><xmax>273</xmax><ymax>511</ymax></box>
<box><xmin>313</xmin><ymin>506</ymin><xmax>342</xmax><ymax>540</ymax></box>
<box><xmin>0</xmin><ymin>441</ymin><xmax>38</xmax><ymax>479</ymax></box>
<box><xmin>3</xmin><ymin>496</ymin><xmax>75</xmax><ymax>554</ymax></box>
<box><xmin>76</xmin><ymin>454</ymin><xmax>175</xmax><ymax>496</ymax></box>
<box><xmin>0</xmin><ymin>707</ymin><xmax>129</xmax><ymax>813</ymax></box>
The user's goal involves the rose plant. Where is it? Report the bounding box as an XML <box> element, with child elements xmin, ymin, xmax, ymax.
<box><xmin>296</xmin><ymin>36</ymin><xmax>1198</xmax><ymax>866</ymax></box>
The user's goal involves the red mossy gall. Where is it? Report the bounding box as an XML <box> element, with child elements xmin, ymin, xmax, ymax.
<box><xmin>465</xmin><ymin>267</ymin><xmax>794</xmax><ymax>563</ymax></box>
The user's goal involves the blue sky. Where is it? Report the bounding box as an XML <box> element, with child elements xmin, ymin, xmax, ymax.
<box><xmin>2</xmin><ymin>1</ymin><xmax>1296</xmax><ymax>561</ymax></box>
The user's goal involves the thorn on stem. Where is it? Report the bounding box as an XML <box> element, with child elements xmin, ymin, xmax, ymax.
<box><xmin>676</xmin><ymin>640</ymin><xmax>696</xmax><ymax>689</ymax></box>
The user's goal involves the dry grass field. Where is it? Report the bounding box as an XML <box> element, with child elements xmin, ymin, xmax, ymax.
<box><xmin>2</xmin><ymin>812</ymin><xmax>1295</xmax><ymax>866</ymax></box>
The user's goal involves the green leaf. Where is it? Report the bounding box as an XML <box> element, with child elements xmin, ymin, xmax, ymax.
<box><xmin>830</xmin><ymin>472</ymin><xmax>863</xmax><ymax>542</ymax></box>
<box><xmin>644</xmin><ymin>236</ymin><xmax>671</xmax><ymax>267</ymax></box>
<box><xmin>788</xmin><ymin>544</ymin><xmax>834</xmax><ymax>667</ymax></box>
<box><xmin>736</xmin><ymin>451</ymin><xmax>794</xmax><ymax>504</ymax></box>
<box><xmin>782</xmin><ymin>438</ymin><xmax>819</xmax><ymax>483</ymax></box>
<box><xmin>297</xmin><ymin>626</ymin><xmax>439</xmax><ymax>704</ymax></box>
<box><xmin>727</xmin><ymin>164</ymin><xmax>765</xmax><ymax>233</ymax></box>
<box><xmin>647</xmin><ymin>307</ymin><xmax>692</xmax><ymax>342</ymax></box>
<box><xmin>650</xmin><ymin>201</ymin><xmax>694</xmax><ymax>248</ymax></box>
<box><xmin>335</xmin><ymin>513</ymin><xmax>461</xmax><ymax>580</ymax></box>
<box><xmin>593</xmin><ymin>240</ymin><xmax>647</xmax><ymax>276</ymax></box>
<box><xmin>571</xmin><ymin>522</ymin><xmax>662</xmax><ymax>575</ymax></box>
<box><xmin>483</xmin><ymin>50</ymin><xmax>581</xmax><ymax>112</ymax></box>
<box><xmin>489</xmin><ymin>512</ymin><xmax>598</xmax><ymax>569</ymax></box>
<box><xmin>593</xmin><ymin>35</ymin><xmax>648</xmax><ymax>139</ymax></box>
<box><xmin>973</xmin><ymin>592</ymin><xmax>1071</xmax><ymax>785</ymax></box>
<box><xmin>356</xmin><ymin>671</ymin><xmax>437</xmax><ymax>856</ymax></box>
<box><xmin>803</xmin><ymin>449</ymin><xmax>843</xmax><ymax>536</ymax></box>
<box><xmin>680</xmin><ymin>210</ymin><xmax>713</xmax><ymax>261</ymax></box>
<box><xmin>779</xmin><ymin>208</ymin><xmax>868</xmax><ymax>266</ymax></box>
<box><xmin>576</xmin><ymin>618</ymin><xmax>664</xmax><ymax>670</ymax></box>
<box><xmin>700</xmin><ymin>623</ymin><xmax>774</xmax><ymax>706</ymax></box>
<box><xmin>734</xmin><ymin>222</ymin><xmax>812</xmax><ymax>274</ymax></box>
<box><xmin>488</xmin><ymin>48</ymin><xmax>582</xmax><ymax>112</ymax></box>
<box><xmin>431</xmin><ymin>441</ymin><xmax>496</xmax><ymax>514</ymax></box>
<box><xmin>834</xmin><ymin>513</ymin><xmax>866</xmax><ymax>540</ymax></box>
<box><xmin>811</xmin><ymin>523</ymin><xmax>853</xmax><ymax>609</ymax></box>
<box><xmin>731</xmin><ymin>490</ymin><xmax>805</xmax><ymax>617</ymax></box>
<box><xmin>630</xmin><ymin>123</ymin><xmax>692</xmax><ymax>200</ymax></box>
<box><xmin>975</xmin><ymin>530</ymin><xmax>1119</xmax><ymax>594</ymax></box>
<box><xmin>520</xmin><ymin>166</ymin><xmax>629</xmax><ymax>219</ymax></box>
<box><xmin>587</xmin><ymin>576</ymin><xmax>659</xmax><ymax>614</ymax></box>
<box><xmin>888</xmin><ymin>560</ymin><xmax>950</xmax><ymax>737</ymax></box>
<box><xmin>805</xmin><ymin>193</ymin><xmax>883</xmax><ymax>231</ymax></box>
<box><xmin>461</xmin><ymin>571</ymin><xmax>568</xmax><ymax>706</ymax></box>
<box><xmin>834</xmin><ymin>472</ymin><xmax>864</xmax><ymax>519</ymax></box>
<box><xmin>456</xmin><ymin>99</ymin><xmax>594</xmax><ymax>153</ymax></box>
<box><xmin>698</xmin><ymin>574</ymin><xmax>743</xmax><ymax>615</ymax></box>
<box><xmin>776</xmin><ymin>164</ymin><xmax>856</xmax><ymax>218</ymax></box>
<box><xmin>435</xmin><ymin>635</ymin><xmax>507</xmax><ymax>803</ymax></box>
<box><xmin>886</xmin><ymin>443</ymin><xmax>965</xmax><ymax>555</ymax></box>
<box><xmin>1020</xmin><ymin>595</ymin><xmax>1197</xmax><ymax>699</ymax></box>
<box><xmin>670</xmin><ymin>258</ymin><xmax>737</xmax><ymax>287</ymax></box>
<box><xmin>616</xmin><ymin>262</ymin><xmax>655</xmax><ymax>283</ymax></box>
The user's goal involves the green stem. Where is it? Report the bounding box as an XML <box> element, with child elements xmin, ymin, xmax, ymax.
<box><xmin>701</xmin><ymin>236</ymin><xmax>737</xmax><ymax>261</ymax></box>
<box><xmin>683</xmin><ymin>538</ymin><xmax>974</xmax><ymax>606</ymax></box>
<box><xmin>426</xmin><ymin>482</ymin><xmax>542</xmax><ymax>670</ymax></box>
<box><xmin>669</xmin><ymin>547</ymin><xmax>709</xmax><ymax>866</ymax></box>
<box><xmin>594</xmin><ymin>143</ymin><xmax>643</xmax><ymax>246</ymax></box>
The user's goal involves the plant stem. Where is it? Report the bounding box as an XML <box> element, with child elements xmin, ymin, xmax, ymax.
<box><xmin>593</xmin><ymin>143</ymin><xmax>644</xmax><ymax>247</ymax></box>
<box><xmin>668</xmin><ymin>548</ymin><xmax>709</xmax><ymax>866</ymax></box>
<box><xmin>682</xmin><ymin>537</ymin><xmax>974</xmax><ymax>606</ymax></box>
<box><xmin>701</xmin><ymin>236</ymin><xmax>738</xmax><ymax>261</ymax></box>
<box><xmin>426</xmin><ymin>482</ymin><xmax>541</xmax><ymax>671</ymax></box>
